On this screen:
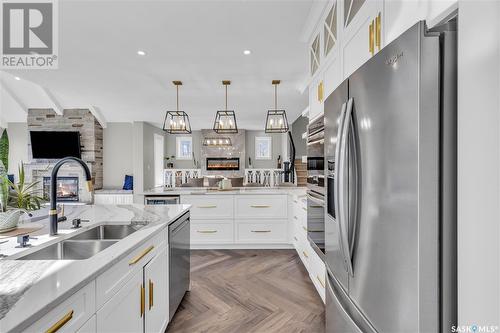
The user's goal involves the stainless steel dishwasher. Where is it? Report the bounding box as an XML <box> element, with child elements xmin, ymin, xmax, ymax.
<box><xmin>168</xmin><ymin>212</ymin><xmax>190</xmax><ymax>320</ymax></box>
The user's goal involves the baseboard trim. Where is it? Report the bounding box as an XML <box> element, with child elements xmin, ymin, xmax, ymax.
<box><xmin>191</xmin><ymin>243</ymin><xmax>294</xmax><ymax>250</ymax></box>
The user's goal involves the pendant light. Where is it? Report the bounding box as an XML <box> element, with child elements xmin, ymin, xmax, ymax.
<box><xmin>202</xmin><ymin>137</ymin><xmax>232</xmax><ymax>147</ymax></box>
<box><xmin>163</xmin><ymin>81</ymin><xmax>192</xmax><ymax>134</ymax></box>
<box><xmin>265</xmin><ymin>80</ymin><xmax>289</xmax><ymax>133</ymax></box>
<box><xmin>213</xmin><ymin>80</ymin><xmax>238</xmax><ymax>134</ymax></box>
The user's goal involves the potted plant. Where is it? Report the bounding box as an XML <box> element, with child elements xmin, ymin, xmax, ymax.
<box><xmin>165</xmin><ymin>155</ymin><xmax>175</xmax><ymax>168</ymax></box>
<box><xmin>0</xmin><ymin>162</ymin><xmax>41</xmax><ymax>232</ymax></box>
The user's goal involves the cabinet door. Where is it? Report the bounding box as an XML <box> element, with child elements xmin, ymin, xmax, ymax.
<box><xmin>309</xmin><ymin>74</ymin><xmax>324</xmax><ymax>122</ymax></box>
<box><xmin>341</xmin><ymin>0</ymin><xmax>383</xmax><ymax>78</ymax></box>
<box><xmin>76</xmin><ymin>315</ymin><xmax>96</xmax><ymax>333</ymax></box>
<box><xmin>96</xmin><ymin>269</ymin><xmax>144</xmax><ymax>333</ymax></box>
<box><xmin>144</xmin><ymin>246</ymin><xmax>169</xmax><ymax>333</ymax></box>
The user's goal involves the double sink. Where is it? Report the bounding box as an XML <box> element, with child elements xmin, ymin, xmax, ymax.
<box><xmin>17</xmin><ymin>224</ymin><xmax>140</xmax><ymax>261</ymax></box>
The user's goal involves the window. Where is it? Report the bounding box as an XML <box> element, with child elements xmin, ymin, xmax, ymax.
<box><xmin>255</xmin><ymin>137</ymin><xmax>272</xmax><ymax>160</ymax></box>
<box><xmin>154</xmin><ymin>134</ymin><xmax>164</xmax><ymax>187</ymax></box>
<box><xmin>176</xmin><ymin>136</ymin><xmax>192</xmax><ymax>160</ymax></box>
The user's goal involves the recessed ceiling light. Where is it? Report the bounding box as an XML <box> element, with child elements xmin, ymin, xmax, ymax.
<box><xmin>243</xmin><ymin>50</ymin><xmax>251</xmax><ymax>55</ymax></box>
<box><xmin>14</xmin><ymin>76</ymin><xmax>20</xmax><ymax>81</ymax></box>
<box><xmin>137</xmin><ymin>50</ymin><xmax>146</xmax><ymax>56</ymax></box>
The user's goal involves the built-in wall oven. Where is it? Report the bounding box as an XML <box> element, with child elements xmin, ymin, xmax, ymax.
<box><xmin>307</xmin><ymin>116</ymin><xmax>325</xmax><ymax>258</ymax></box>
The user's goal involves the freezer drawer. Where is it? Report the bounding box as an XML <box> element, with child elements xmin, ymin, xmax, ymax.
<box><xmin>326</xmin><ymin>273</ymin><xmax>362</xmax><ymax>333</ymax></box>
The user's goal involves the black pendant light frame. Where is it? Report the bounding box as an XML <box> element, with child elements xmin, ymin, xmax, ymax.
<box><xmin>163</xmin><ymin>81</ymin><xmax>192</xmax><ymax>134</ymax></box>
<box><xmin>265</xmin><ymin>80</ymin><xmax>289</xmax><ymax>133</ymax></box>
<box><xmin>214</xmin><ymin>80</ymin><xmax>238</xmax><ymax>134</ymax></box>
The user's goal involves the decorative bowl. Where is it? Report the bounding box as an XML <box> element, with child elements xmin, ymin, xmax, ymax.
<box><xmin>0</xmin><ymin>210</ymin><xmax>23</xmax><ymax>233</ymax></box>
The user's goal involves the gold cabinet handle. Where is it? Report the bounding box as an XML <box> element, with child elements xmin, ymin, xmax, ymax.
<box><xmin>369</xmin><ymin>20</ymin><xmax>374</xmax><ymax>55</ymax></box>
<box><xmin>197</xmin><ymin>205</ymin><xmax>217</xmax><ymax>208</ymax></box>
<box><xmin>129</xmin><ymin>245</ymin><xmax>154</xmax><ymax>265</ymax></box>
<box><xmin>375</xmin><ymin>12</ymin><xmax>381</xmax><ymax>51</ymax></box>
<box><xmin>310</xmin><ymin>205</ymin><xmax>323</xmax><ymax>208</ymax></box>
<box><xmin>302</xmin><ymin>207</ymin><xmax>307</xmax><ymax>211</ymax></box>
<box><xmin>250</xmin><ymin>205</ymin><xmax>271</xmax><ymax>208</ymax></box>
<box><xmin>140</xmin><ymin>284</ymin><xmax>145</xmax><ymax>317</ymax></box>
<box><xmin>303</xmin><ymin>250</ymin><xmax>309</xmax><ymax>258</ymax></box>
<box><xmin>317</xmin><ymin>81</ymin><xmax>324</xmax><ymax>103</ymax></box>
<box><xmin>316</xmin><ymin>275</ymin><xmax>325</xmax><ymax>288</ymax></box>
<box><xmin>149</xmin><ymin>279</ymin><xmax>154</xmax><ymax>310</ymax></box>
<box><xmin>45</xmin><ymin>310</ymin><xmax>73</xmax><ymax>333</ymax></box>
<box><xmin>302</xmin><ymin>226</ymin><xmax>308</xmax><ymax>232</ymax></box>
<box><xmin>308</xmin><ymin>229</ymin><xmax>323</xmax><ymax>233</ymax></box>
<box><xmin>251</xmin><ymin>230</ymin><xmax>271</xmax><ymax>233</ymax></box>
<box><xmin>197</xmin><ymin>230</ymin><xmax>217</xmax><ymax>233</ymax></box>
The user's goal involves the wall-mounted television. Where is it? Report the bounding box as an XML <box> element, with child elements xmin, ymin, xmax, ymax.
<box><xmin>30</xmin><ymin>131</ymin><xmax>81</xmax><ymax>159</ymax></box>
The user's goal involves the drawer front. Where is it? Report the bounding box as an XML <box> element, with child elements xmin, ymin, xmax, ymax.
<box><xmin>24</xmin><ymin>281</ymin><xmax>95</xmax><ymax>333</ymax></box>
<box><xmin>191</xmin><ymin>222</ymin><xmax>234</xmax><ymax>244</ymax></box>
<box><xmin>236</xmin><ymin>221</ymin><xmax>287</xmax><ymax>243</ymax></box>
<box><xmin>309</xmin><ymin>248</ymin><xmax>326</xmax><ymax>303</ymax></box>
<box><xmin>181</xmin><ymin>195</ymin><xmax>234</xmax><ymax>219</ymax></box>
<box><xmin>96</xmin><ymin>233</ymin><xmax>163</xmax><ymax>309</ymax></box>
<box><xmin>235</xmin><ymin>195</ymin><xmax>287</xmax><ymax>219</ymax></box>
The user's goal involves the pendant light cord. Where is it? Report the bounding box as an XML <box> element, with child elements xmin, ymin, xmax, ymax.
<box><xmin>274</xmin><ymin>83</ymin><xmax>277</xmax><ymax>110</ymax></box>
<box><xmin>176</xmin><ymin>85</ymin><xmax>179</xmax><ymax>111</ymax></box>
<box><xmin>225</xmin><ymin>84</ymin><xmax>228</xmax><ymax>110</ymax></box>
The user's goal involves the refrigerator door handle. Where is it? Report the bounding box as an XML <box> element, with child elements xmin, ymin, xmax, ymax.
<box><xmin>339</xmin><ymin>98</ymin><xmax>355</xmax><ymax>276</ymax></box>
<box><xmin>334</xmin><ymin>101</ymin><xmax>349</xmax><ymax>272</ymax></box>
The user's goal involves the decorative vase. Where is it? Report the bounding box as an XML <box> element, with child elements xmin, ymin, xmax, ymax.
<box><xmin>0</xmin><ymin>210</ymin><xmax>23</xmax><ymax>233</ymax></box>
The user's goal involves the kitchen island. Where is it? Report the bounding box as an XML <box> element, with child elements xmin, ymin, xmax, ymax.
<box><xmin>0</xmin><ymin>204</ymin><xmax>190</xmax><ymax>333</ymax></box>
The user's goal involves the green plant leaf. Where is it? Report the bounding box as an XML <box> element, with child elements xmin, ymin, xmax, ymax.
<box><xmin>0</xmin><ymin>130</ymin><xmax>9</xmax><ymax>172</ymax></box>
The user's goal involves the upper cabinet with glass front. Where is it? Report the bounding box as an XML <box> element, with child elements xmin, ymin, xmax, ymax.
<box><xmin>310</xmin><ymin>33</ymin><xmax>321</xmax><ymax>76</ymax></box>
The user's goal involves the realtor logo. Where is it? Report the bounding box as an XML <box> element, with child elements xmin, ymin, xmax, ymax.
<box><xmin>1</xmin><ymin>0</ymin><xmax>58</xmax><ymax>69</ymax></box>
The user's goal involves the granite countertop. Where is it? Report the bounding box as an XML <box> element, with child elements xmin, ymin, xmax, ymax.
<box><xmin>142</xmin><ymin>186</ymin><xmax>307</xmax><ymax>196</ymax></box>
<box><xmin>0</xmin><ymin>204</ymin><xmax>190</xmax><ymax>332</ymax></box>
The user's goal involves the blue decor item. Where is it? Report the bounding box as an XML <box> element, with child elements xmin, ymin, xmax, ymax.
<box><xmin>123</xmin><ymin>175</ymin><xmax>133</xmax><ymax>190</ymax></box>
<box><xmin>7</xmin><ymin>174</ymin><xmax>14</xmax><ymax>184</ymax></box>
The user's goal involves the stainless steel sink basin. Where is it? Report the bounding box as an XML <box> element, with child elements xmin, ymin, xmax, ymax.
<box><xmin>17</xmin><ymin>240</ymin><xmax>117</xmax><ymax>260</ymax></box>
<box><xmin>70</xmin><ymin>224</ymin><xmax>139</xmax><ymax>240</ymax></box>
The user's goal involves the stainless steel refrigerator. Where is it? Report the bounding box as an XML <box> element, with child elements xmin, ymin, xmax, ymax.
<box><xmin>324</xmin><ymin>21</ymin><xmax>456</xmax><ymax>333</ymax></box>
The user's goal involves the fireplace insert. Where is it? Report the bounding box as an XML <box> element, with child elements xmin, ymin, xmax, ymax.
<box><xmin>206</xmin><ymin>157</ymin><xmax>240</xmax><ymax>171</ymax></box>
<box><xmin>43</xmin><ymin>177</ymin><xmax>79</xmax><ymax>202</ymax></box>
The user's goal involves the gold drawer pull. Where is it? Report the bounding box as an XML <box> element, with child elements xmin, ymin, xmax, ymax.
<box><xmin>311</xmin><ymin>205</ymin><xmax>323</xmax><ymax>208</ymax></box>
<box><xmin>302</xmin><ymin>226</ymin><xmax>308</xmax><ymax>232</ymax></box>
<box><xmin>197</xmin><ymin>205</ymin><xmax>217</xmax><ymax>208</ymax></box>
<box><xmin>140</xmin><ymin>284</ymin><xmax>145</xmax><ymax>317</ymax></box>
<box><xmin>149</xmin><ymin>279</ymin><xmax>154</xmax><ymax>310</ymax></box>
<box><xmin>303</xmin><ymin>251</ymin><xmax>309</xmax><ymax>258</ymax></box>
<box><xmin>251</xmin><ymin>205</ymin><xmax>271</xmax><ymax>208</ymax></box>
<box><xmin>45</xmin><ymin>310</ymin><xmax>73</xmax><ymax>333</ymax></box>
<box><xmin>251</xmin><ymin>230</ymin><xmax>271</xmax><ymax>233</ymax></box>
<box><xmin>308</xmin><ymin>229</ymin><xmax>323</xmax><ymax>233</ymax></box>
<box><xmin>302</xmin><ymin>207</ymin><xmax>307</xmax><ymax>211</ymax></box>
<box><xmin>129</xmin><ymin>245</ymin><xmax>154</xmax><ymax>265</ymax></box>
<box><xmin>316</xmin><ymin>275</ymin><xmax>325</xmax><ymax>288</ymax></box>
<box><xmin>197</xmin><ymin>230</ymin><xmax>217</xmax><ymax>233</ymax></box>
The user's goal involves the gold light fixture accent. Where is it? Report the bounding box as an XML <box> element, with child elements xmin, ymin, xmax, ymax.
<box><xmin>163</xmin><ymin>81</ymin><xmax>192</xmax><ymax>134</ymax></box>
<box><xmin>265</xmin><ymin>80</ymin><xmax>289</xmax><ymax>133</ymax></box>
<box><xmin>213</xmin><ymin>80</ymin><xmax>238</xmax><ymax>134</ymax></box>
<box><xmin>203</xmin><ymin>137</ymin><xmax>232</xmax><ymax>147</ymax></box>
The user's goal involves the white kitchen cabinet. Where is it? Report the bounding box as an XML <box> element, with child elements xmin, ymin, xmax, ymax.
<box><xmin>24</xmin><ymin>281</ymin><xmax>95</xmax><ymax>333</ymax></box>
<box><xmin>384</xmin><ymin>0</ymin><xmax>457</xmax><ymax>45</ymax></box>
<box><xmin>181</xmin><ymin>195</ymin><xmax>234</xmax><ymax>220</ymax></box>
<box><xmin>235</xmin><ymin>195</ymin><xmax>287</xmax><ymax>219</ymax></box>
<box><xmin>144</xmin><ymin>246</ymin><xmax>169</xmax><ymax>333</ymax></box>
<box><xmin>191</xmin><ymin>221</ymin><xmax>234</xmax><ymax>244</ymax></box>
<box><xmin>236</xmin><ymin>220</ymin><xmax>288</xmax><ymax>244</ymax></box>
<box><xmin>96</xmin><ymin>269</ymin><xmax>144</xmax><ymax>333</ymax></box>
<box><xmin>94</xmin><ymin>193</ymin><xmax>133</xmax><ymax>205</ymax></box>
<box><xmin>76</xmin><ymin>315</ymin><xmax>96</xmax><ymax>333</ymax></box>
<box><xmin>341</xmin><ymin>0</ymin><xmax>383</xmax><ymax>78</ymax></box>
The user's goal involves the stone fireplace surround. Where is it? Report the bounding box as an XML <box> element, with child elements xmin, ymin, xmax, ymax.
<box><xmin>24</xmin><ymin>109</ymin><xmax>103</xmax><ymax>203</ymax></box>
<box><xmin>200</xmin><ymin>129</ymin><xmax>245</xmax><ymax>177</ymax></box>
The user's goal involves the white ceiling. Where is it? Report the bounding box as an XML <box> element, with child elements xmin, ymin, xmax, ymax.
<box><xmin>1</xmin><ymin>0</ymin><xmax>314</xmax><ymax>130</ymax></box>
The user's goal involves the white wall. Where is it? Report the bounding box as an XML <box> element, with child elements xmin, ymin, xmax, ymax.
<box><xmin>458</xmin><ymin>0</ymin><xmax>500</xmax><ymax>327</ymax></box>
<box><xmin>6</xmin><ymin>122</ymin><xmax>28</xmax><ymax>178</ymax></box>
<box><xmin>103</xmin><ymin>123</ymin><xmax>133</xmax><ymax>189</ymax></box>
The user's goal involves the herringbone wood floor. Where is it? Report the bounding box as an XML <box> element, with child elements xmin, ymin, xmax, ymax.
<box><xmin>166</xmin><ymin>250</ymin><xmax>325</xmax><ymax>333</ymax></box>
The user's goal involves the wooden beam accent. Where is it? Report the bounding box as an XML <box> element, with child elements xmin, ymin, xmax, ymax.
<box><xmin>88</xmin><ymin>105</ymin><xmax>107</xmax><ymax>128</ymax></box>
